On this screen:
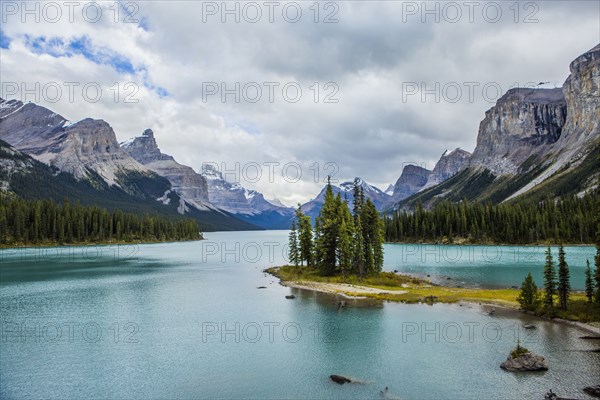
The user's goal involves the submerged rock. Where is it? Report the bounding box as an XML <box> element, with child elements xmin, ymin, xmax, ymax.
<box><xmin>500</xmin><ymin>346</ymin><xmax>548</xmax><ymax>372</ymax></box>
<box><xmin>330</xmin><ymin>375</ymin><xmax>352</xmax><ymax>384</ymax></box>
<box><xmin>583</xmin><ymin>385</ymin><xmax>600</xmax><ymax>398</ymax></box>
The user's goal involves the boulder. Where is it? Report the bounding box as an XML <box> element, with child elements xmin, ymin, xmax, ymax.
<box><xmin>500</xmin><ymin>348</ymin><xmax>548</xmax><ymax>372</ymax></box>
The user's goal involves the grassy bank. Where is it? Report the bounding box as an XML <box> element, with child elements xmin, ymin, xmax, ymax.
<box><xmin>266</xmin><ymin>266</ymin><xmax>600</xmax><ymax>323</ymax></box>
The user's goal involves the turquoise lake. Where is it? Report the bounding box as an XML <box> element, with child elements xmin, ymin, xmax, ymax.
<box><xmin>1</xmin><ymin>231</ymin><xmax>598</xmax><ymax>399</ymax></box>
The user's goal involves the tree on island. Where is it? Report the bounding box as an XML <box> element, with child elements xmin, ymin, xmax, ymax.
<box><xmin>584</xmin><ymin>259</ymin><xmax>594</xmax><ymax>303</ymax></box>
<box><xmin>288</xmin><ymin>177</ymin><xmax>384</xmax><ymax>277</ymax></box>
<box><xmin>288</xmin><ymin>221</ymin><xmax>299</xmax><ymax>267</ymax></box>
<box><xmin>517</xmin><ymin>272</ymin><xmax>541</xmax><ymax>312</ymax></box>
<box><xmin>557</xmin><ymin>244</ymin><xmax>571</xmax><ymax>310</ymax></box>
<box><xmin>295</xmin><ymin>204</ymin><xmax>313</xmax><ymax>267</ymax></box>
<box><xmin>543</xmin><ymin>246</ymin><xmax>556</xmax><ymax>311</ymax></box>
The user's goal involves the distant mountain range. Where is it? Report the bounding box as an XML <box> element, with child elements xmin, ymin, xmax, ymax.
<box><xmin>1</xmin><ymin>44</ymin><xmax>597</xmax><ymax>230</ymax></box>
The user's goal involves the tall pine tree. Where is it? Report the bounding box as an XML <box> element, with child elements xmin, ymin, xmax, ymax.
<box><xmin>296</xmin><ymin>204</ymin><xmax>313</xmax><ymax>267</ymax></box>
<box><xmin>584</xmin><ymin>259</ymin><xmax>594</xmax><ymax>303</ymax></box>
<box><xmin>315</xmin><ymin>177</ymin><xmax>339</xmax><ymax>275</ymax></box>
<box><xmin>543</xmin><ymin>246</ymin><xmax>556</xmax><ymax>310</ymax></box>
<box><xmin>288</xmin><ymin>220</ymin><xmax>299</xmax><ymax>267</ymax></box>
<box><xmin>557</xmin><ymin>244</ymin><xmax>571</xmax><ymax>310</ymax></box>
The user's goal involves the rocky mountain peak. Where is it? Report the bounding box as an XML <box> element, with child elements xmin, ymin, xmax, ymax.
<box><xmin>121</xmin><ymin>129</ymin><xmax>208</xmax><ymax>204</ymax></box>
<box><xmin>120</xmin><ymin>129</ymin><xmax>172</xmax><ymax>164</ymax></box>
<box><xmin>142</xmin><ymin>128</ymin><xmax>154</xmax><ymax>138</ymax></box>
<box><xmin>392</xmin><ymin>164</ymin><xmax>431</xmax><ymax>201</ymax></box>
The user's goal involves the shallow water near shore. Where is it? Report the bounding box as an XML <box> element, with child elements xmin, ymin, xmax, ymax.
<box><xmin>1</xmin><ymin>231</ymin><xmax>598</xmax><ymax>399</ymax></box>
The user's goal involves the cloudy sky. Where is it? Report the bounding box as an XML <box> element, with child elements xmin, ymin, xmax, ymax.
<box><xmin>1</xmin><ymin>0</ymin><xmax>598</xmax><ymax>205</ymax></box>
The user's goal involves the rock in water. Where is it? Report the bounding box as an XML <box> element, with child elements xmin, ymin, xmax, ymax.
<box><xmin>583</xmin><ymin>385</ymin><xmax>600</xmax><ymax>398</ymax></box>
<box><xmin>500</xmin><ymin>348</ymin><xmax>549</xmax><ymax>372</ymax></box>
<box><xmin>330</xmin><ymin>375</ymin><xmax>352</xmax><ymax>384</ymax></box>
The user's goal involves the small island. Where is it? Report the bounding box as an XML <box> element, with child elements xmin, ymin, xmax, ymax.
<box><xmin>500</xmin><ymin>342</ymin><xmax>549</xmax><ymax>372</ymax></box>
<box><xmin>270</xmin><ymin>179</ymin><xmax>600</xmax><ymax>326</ymax></box>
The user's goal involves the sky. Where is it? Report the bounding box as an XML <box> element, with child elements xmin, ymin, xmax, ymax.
<box><xmin>1</xmin><ymin>0</ymin><xmax>599</xmax><ymax>205</ymax></box>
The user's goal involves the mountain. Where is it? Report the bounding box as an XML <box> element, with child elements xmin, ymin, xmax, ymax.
<box><xmin>0</xmin><ymin>99</ymin><xmax>259</xmax><ymax>231</ymax></box>
<box><xmin>301</xmin><ymin>178</ymin><xmax>390</xmax><ymax>222</ymax></box>
<box><xmin>201</xmin><ymin>164</ymin><xmax>294</xmax><ymax>229</ymax></box>
<box><xmin>422</xmin><ymin>148</ymin><xmax>471</xmax><ymax>189</ymax></box>
<box><xmin>390</xmin><ymin>165</ymin><xmax>431</xmax><ymax>201</ymax></box>
<box><xmin>387</xmin><ymin>148</ymin><xmax>471</xmax><ymax>203</ymax></box>
<box><xmin>393</xmin><ymin>44</ymin><xmax>599</xmax><ymax>210</ymax></box>
<box><xmin>121</xmin><ymin>129</ymin><xmax>210</xmax><ymax>210</ymax></box>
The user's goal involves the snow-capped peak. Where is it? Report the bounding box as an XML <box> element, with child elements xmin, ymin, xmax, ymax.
<box><xmin>120</xmin><ymin>137</ymin><xmax>136</xmax><ymax>148</ymax></box>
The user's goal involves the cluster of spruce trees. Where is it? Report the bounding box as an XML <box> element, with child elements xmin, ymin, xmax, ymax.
<box><xmin>288</xmin><ymin>178</ymin><xmax>384</xmax><ymax>276</ymax></box>
<box><xmin>0</xmin><ymin>196</ymin><xmax>202</xmax><ymax>245</ymax></box>
<box><xmin>517</xmin><ymin>245</ymin><xmax>600</xmax><ymax>314</ymax></box>
<box><xmin>385</xmin><ymin>192</ymin><xmax>599</xmax><ymax>244</ymax></box>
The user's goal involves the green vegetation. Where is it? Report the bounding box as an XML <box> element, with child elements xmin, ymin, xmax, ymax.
<box><xmin>516</xmin><ymin>273</ymin><xmax>541</xmax><ymax>312</ymax></box>
<box><xmin>289</xmin><ymin>177</ymin><xmax>384</xmax><ymax>277</ymax></box>
<box><xmin>585</xmin><ymin>260</ymin><xmax>594</xmax><ymax>303</ymax></box>
<box><xmin>517</xmin><ymin>245</ymin><xmax>600</xmax><ymax>322</ymax></box>
<box><xmin>385</xmin><ymin>191</ymin><xmax>599</xmax><ymax>244</ymax></box>
<box><xmin>268</xmin><ymin>265</ymin><xmax>521</xmax><ymax>306</ymax></box>
<box><xmin>543</xmin><ymin>246</ymin><xmax>557</xmax><ymax>311</ymax></box>
<box><xmin>557</xmin><ymin>244</ymin><xmax>571</xmax><ymax>310</ymax></box>
<box><xmin>0</xmin><ymin>195</ymin><xmax>201</xmax><ymax>246</ymax></box>
<box><xmin>510</xmin><ymin>342</ymin><xmax>530</xmax><ymax>359</ymax></box>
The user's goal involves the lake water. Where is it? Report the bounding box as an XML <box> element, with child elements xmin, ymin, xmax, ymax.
<box><xmin>1</xmin><ymin>231</ymin><xmax>598</xmax><ymax>399</ymax></box>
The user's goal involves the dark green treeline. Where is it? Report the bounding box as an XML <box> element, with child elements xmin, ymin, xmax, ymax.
<box><xmin>384</xmin><ymin>192</ymin><xmax>599</xmax><ymax>244</ymax></box>
<box><xmin>0</xmin><ymin>196</ymin><xmax>202</xmax><ymax>245</ymax></box>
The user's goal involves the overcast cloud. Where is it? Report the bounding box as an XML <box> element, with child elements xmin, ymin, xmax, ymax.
<box><xmin>1</xmin><ymin>0</ymin><xmax>598</xmax><ymax>204</ymax></box>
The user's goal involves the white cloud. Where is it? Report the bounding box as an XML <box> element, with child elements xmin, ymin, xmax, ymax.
<box><xmin>1</xmin><ymin>0</ymin><xmax>598</xmax><ymax>205</ymax></box>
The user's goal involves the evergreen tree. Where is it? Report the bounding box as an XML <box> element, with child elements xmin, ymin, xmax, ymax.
<box><xmin>288</xmin><ymin>220</ymin><xmax>299</xmax><ymax>267</ymax></box>
<box><xmin>595</xmin><ymin>244</ymin><xmax>600</xmax><ymax>304</ymax></box>
<box><xmin>315</xmin><ymin>177</ymin><xmax>339</xmax><ymax>275</ymax></box>
<box><xmin>295</xmin><ymin>204</ymin><xmax>313</xmax><ymax>267</ymax></box>
<box><xmin>557</xmin><ymin>244</ymin><xmax>571</xmax><ymax>310</ymax></box>
<box><xmin>360</xmin><ymin>199</ymin><xmax>384</xmax><ymax>274</ymax></box>
<box><xmin>352</xmin><ymin>215</ymin><xmax>366</xmax><ymax>276</ymax></box>
<box><xmin>337</xmin><ymin>218</ymin><xmax>352</xmax><ymax>276</ymax></box>
<box><xmin>584</xmin><ymin>259</ymin><xmax>594</xmax><ymax>303</ymax></box>
<box><xmin>543</xmin><ymin>246</ymin><xmax>556</xmax><ymax>310</ymax></box>
<box><xmin>516</xmin><ymin>272</ymin><xmax>541</xmax><ymax>312</ymax></box>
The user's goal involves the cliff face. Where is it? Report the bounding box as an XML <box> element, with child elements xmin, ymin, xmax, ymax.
<box><xmin>392</xmin><ymin>165</ymin><xmax>431</xmax><ymax>200</ymax></box>
<box><xmin>554</xmin><ymin>43</ymin><xmax>600</xmax><ymax>153</ymax></box>
<box><xmin>469</xmin><ymin>88</ymin><xmax>568</xmax><ymax>175</ymax></box>
<box><xmin>121</xmin><ymin>129</ymin><xmax>209</xmax><ymax>204</ymax></box>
